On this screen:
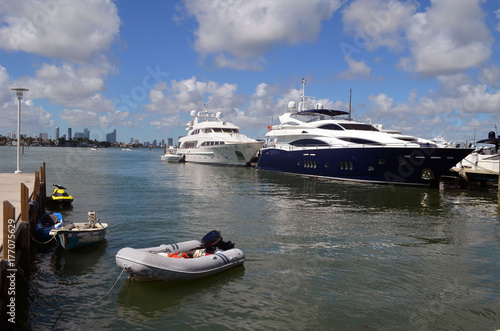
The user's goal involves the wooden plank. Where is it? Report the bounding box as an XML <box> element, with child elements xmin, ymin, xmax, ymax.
<box><xmin>20</xmin><ymin>183</ymin><xmax>29</xmax><ymax>224</ymax></box>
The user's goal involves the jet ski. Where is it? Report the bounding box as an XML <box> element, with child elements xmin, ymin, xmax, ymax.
<box><xmin>46</xmin><ymin>185</ymin><xmax>73</xmax><ymax>208</ymax></box>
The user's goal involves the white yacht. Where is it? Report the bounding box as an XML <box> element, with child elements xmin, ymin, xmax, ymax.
<box><xmin>257</xmin><ymin>79</ymin><xmax>473</xmax><ymax>186</ymax></box>
<box><xmin>455</xmin><ymin>131</ymin><xmax>499</xmax><ymax>173</ymax></box>
<box><xmin>176</xmin><ymin>108</ymin><xmax>264</xmax><ymax>166</ymax></box>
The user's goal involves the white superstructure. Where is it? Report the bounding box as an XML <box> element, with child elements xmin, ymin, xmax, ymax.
<box><xmin>176</xmin><ymin>108</ymin><xmax>264</xmax><ymax>166</ymax></box>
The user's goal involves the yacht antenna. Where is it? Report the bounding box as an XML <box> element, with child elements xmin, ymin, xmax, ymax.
<box><xmin>301</xmin><ymin>78</ymin><xmax>305</xmax><ymax>102</ymax></box>
<box><xmin>349</xmin><ymin>89</ymin><xmax>352</xmax><ymax>121</ymax></box>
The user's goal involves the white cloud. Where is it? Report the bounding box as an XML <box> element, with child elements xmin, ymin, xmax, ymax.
<box><xmin>0</xmin><ymin>0</ymin><xmax>120</xmax><ymax>63</ymax></box>
<box><xmin>341</xmin><ymin>0</ymin><xmax>417</xmax><ymax>51</ymax></box>
<box><xmin>337</xmin><ymin>57</ymin><xmax>372</xmax><ymax>80</ymax></box>
<box><xmin>402</xmin><ymin>0</ymin><xmax>492</xmax><ymax>76</ymax></box>
<box><xmin>182</xmin><ymin>0</ymin><xmax>342</xmax><ymax>69</ymax></box>
<box><xmin>0</xmin><ymin>98</ymin><xmax>54</xmax><ymax>133</ymax></box>
<box><xmin>143</xmin><ymin>76</ymin><xmax>244</xmax><ymax>115</ymax></box>
<box><xmin>59</xmin><ymin>108</ymin><xmax>133</xmax><ymax>128</ymax></box>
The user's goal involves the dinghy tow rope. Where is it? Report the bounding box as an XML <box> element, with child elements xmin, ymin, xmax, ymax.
<box><xmin>30</xmin><ymin>231</ymin><xmax>57</xmax><ymax>245</ymax></box>
<box><xmin>18</xmin><ymin>265</ymin><xmax>127</xmax><ymax>326</ymax></box>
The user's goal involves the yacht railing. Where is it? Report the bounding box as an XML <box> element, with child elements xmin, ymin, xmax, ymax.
<box><xmin>269</xmin><ymin>142</ymin><xmax>427</xmax><ymax>151</ymax></box>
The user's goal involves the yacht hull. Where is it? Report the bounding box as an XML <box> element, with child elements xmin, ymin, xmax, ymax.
<box><xmin>256</xmin><ymin>146</ymin><xmax>473</xmax><ymax>185</ymax></box>
<box><xmin>179</xmin><ymin>142</ymin><xmax>263</xmax><ymax>166</ymax></box>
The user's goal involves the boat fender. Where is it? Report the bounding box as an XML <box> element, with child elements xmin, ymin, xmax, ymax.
<box><xmin>167</xmin><ymin>252</ymin><xmax>189</xmax><ymax>259</ymax></box>
<box><xmin>267</xmin><ymin>125</ymin><xmax>271</xmax><ymax>132</ymax></box>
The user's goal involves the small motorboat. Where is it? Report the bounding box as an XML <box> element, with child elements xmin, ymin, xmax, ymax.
<box><xmin>50</xmin><ymin>211</ymin><xmax>108</xmax><ymax>250</ymax></box>
<box><xmin>35</xmin><ymin>212</ymin><xmax>64</xmax><ymax>241</ymax></box>
<box><xmin>161</xmin><ymin>153</ymin><xmax>184</xmax><ymax>163</ymax></box>
<box><xmin>161</xmin><ymin>146</ymin><xmax>184</xmax><ymax>163</ymax></box>
<box><xmin>115</xmin><ymin>230</ymin><xmax>245</xmax><ymax>282</ymax></box>
<box><xmin>46</xmin><ymin>185</ymin><xmax>73</xmax><ymax>208</ymax></box>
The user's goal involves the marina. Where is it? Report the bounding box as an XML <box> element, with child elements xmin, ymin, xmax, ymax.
<box><xmin>0</xmin><ymin>146</ymin><xmax>499</xmax><ymax>330</ymax></box>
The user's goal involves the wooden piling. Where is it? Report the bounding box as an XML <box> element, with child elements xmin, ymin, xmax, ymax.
<box><xmin>1</xmin><ymin>166</ymin><xmax>44</xmax><ymax>326</ymax></box>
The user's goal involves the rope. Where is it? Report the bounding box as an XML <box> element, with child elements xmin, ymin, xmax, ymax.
<box><xmin>16</xmin><ymin>265</ymin><xmax>127</xmax><ymax>328</ymax></box>
<box><xmin>90</xmin><ymin>267</ymin><xmax>126</xmax><ymax>305</ymax></box>
<box><xmin>30</xmin><ymin>231</ymin><xmax>57</xmax><ymax>245</ymax></box>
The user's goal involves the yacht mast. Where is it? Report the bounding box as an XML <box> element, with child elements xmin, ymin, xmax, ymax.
<box><xmin>349</xmin><ymin>88</ymin><xmax>352</xmax><ymax>121</ymax></box>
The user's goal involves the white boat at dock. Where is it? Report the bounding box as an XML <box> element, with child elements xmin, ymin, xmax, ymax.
<box><xmin>49</xmin><ymin>211</ymin><xmax>108</xmax><ymax>250</ymax></box>
<box><xmin>161</xmin><ymin>146</ymin><xmax>184</xmax><ymax>163</ymax></box>
<box><xmin>174</xmin><ymin>107</ymin><xmax>264</xmax><ymax>166</ymax></box>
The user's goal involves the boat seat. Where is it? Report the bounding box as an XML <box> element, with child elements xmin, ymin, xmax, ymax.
<box><xmin>41</xmin><ymin>214</ymin><xmax>58</xmax><ymax>226</ymax></box>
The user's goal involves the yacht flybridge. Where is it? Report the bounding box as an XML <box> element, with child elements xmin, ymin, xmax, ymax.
<box><xmin>256</xmin><ymin>79</ymin><xmax>473</xmax><ymax>186</ymax></box>
<box><xmin>176</xmin><ymin>108</ymin><xmax>264</xmax><ymax>166</ymax></box>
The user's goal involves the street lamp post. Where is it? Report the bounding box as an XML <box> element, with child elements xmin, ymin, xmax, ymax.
<box><xmin>11</xmin><ymin>87</ymin><xmax>29</xmax><ymax>174</ymax></box>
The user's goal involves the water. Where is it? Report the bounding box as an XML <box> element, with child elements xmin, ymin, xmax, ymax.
<box><xmin>1</xmin><ymin>146</ymin><xmax>499</xmax><ymax>330</ymax></box>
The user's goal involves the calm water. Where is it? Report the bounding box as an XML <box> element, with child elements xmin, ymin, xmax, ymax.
<box><xmin>1</xmin><ymin>146</ymin><xmax>499</xmax><ymax>330</ymax></box>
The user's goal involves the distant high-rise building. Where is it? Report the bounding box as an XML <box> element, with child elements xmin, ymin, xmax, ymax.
<box><xmin>68</xmin><ymin>128</ymin><xmax>72</xmax><ymax>140</ymax></box>
<box><xmin>83</xmin><ymin>128</ymin><xmax>90</xmax><ymax>139</ymax></box>
<box><xmin>106</xmin><ymin>129</ymin><xmax>117</xmax><ymax>143</ymax></box>
<box><xmin>41</xmin><ymin>132</ymin><xmax>48</xmax><ymax>140</ymax></box>
<box><xmin>55</xmin><ymin>127</ymin><xmax>59</xmax><ymax>140</ymax></box>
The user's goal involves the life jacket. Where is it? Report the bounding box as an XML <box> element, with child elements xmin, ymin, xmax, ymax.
<box><xmin>167</xmin><ymin>252</ymin><xmax>189</xmax><ymax>259</ymax></box>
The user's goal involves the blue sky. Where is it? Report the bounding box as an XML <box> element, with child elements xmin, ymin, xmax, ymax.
<box><xmin>0</xmin><ymin>0</ymin><xmax>499</xmax><ymax>145</ymax></box>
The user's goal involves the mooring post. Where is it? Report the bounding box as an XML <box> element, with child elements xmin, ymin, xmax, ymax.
<box><xmin>41</xmin><ymin>163</ymin><xmax>46</xmax><ymax>211</ymax></box>
<box><xmin>20</xmin><ymin>183</ymin><xmax>30</xmax><ymax>278</ymax></box>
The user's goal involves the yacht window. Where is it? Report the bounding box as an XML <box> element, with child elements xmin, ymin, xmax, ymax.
<box><xmin>289</xmin><ymin>139</ymin><xmax>329</xmax><ymax>147</ymax></box>
<box><xmin>222</xmin><ymin>128</ymin><xmax>233</xmax><ymax>133</ymax></box>
<box><xmin>318</xmin><ymin>124</ymin><xmax>344</xmax><ymax>131</ymax></box>
<box><xmin>339</xmin><ymin>123</ymin><xmax>379</xmax><ymax>131</ymax></box>
<box><xmin>213</xmin><ymin>128</ymin><xmax>223</xmax><ymax>132</ymax></box>
<box><xmin>338</xmin><ymin>137</ymin><xmax>381</xmax><ymax>145</ymax></box>
<box><xmin>396</xmin><ymin>137</ymin><xmax>417</xmax><ymax>142</ymax></box>
<box><xmin>181</xmin><ymin>141</ymin><xmax>197</xmax><ymax>149</ymax></box>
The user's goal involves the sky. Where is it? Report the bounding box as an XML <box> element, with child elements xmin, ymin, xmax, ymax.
<box><xmin>0</xmin><ymin>0</ymin><xmax>499</xmax><ymax>145</ymax></box>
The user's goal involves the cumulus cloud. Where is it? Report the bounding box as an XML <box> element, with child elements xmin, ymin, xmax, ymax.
<box><xmin>59</xmin><ymin>108</ymin><xmax>133</xmax><ymax>128</ymax></box>
<box><xmin>0</xmin><ymin>97</ymin><xmax>55</xmax><ymax>133</ymax></box>
<box><xmin>0</xmin><ymin>0</ymin><xmax>120</xmax><ymax>63</ymax></box>
<box><xmin>182</xmin><ymin>0</ymin><xmax>342</xmax><ymax>69</ymax></box>
<box><xmin>143</xmin><ymin>76</ymin><xmax>244</xmax><ymax>115</ymax></box>
<box><xmin>401</xmin><ymin>0</ymin><xmax>492</xmax><ymax>76</ymax></box>
<box><xmin>342</xmin><ymin>0</ymin><xmax>417</xmax><ymax>51</ymax></box>
<box><xmin>337</xmin><ymin>57</ymin><xmax>372</xmax><ymax>80</ymax></box>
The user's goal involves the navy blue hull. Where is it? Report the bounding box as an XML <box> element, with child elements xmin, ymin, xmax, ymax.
<box><xmin>256</xmin><ymin>146</ymin><xmax>472</xmax><ymax>185</ymax></box>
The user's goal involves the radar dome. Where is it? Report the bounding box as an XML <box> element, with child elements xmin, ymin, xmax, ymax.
<box><xmin>190</xmin><ymin>110</ymin><xmax>196</xmax><ymax>117</ymax></box>
<box><xmin>288</xmin><ymin>101</ymin><xmax>296</xmax><ymax>111</ymax></box>
<box><xmin>216</xmin><ymin>112</ymin><xmax>222</xmax><ymax>119</ymax></box>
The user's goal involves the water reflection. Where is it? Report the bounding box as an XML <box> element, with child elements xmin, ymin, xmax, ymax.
<box><xmin>115</xmin><ymin>266</ymin><xmax>245</xmax><ymax>321</ymax></box>
<box><xmin>50</xmin><ymin>241</ymin><xmax>108</xmax><ymax>277</ymax></box>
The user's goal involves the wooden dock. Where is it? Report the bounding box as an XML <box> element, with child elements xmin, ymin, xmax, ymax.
<box><xmin>1</xmin><ymin>163</ymin><xmax>46</xmax><ymax>329</ymax></box>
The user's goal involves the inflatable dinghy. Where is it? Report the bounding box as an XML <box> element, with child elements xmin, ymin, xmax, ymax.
<box><xmin>115</xmin><ymin>230</ymin><xmax>244</xmax><ymax>282</ymax></box>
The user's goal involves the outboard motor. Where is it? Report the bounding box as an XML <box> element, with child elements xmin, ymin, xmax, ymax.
<box><xmin>202</xmin><ymin>230</ymin><xmax>235</xmax><ymax>253</ymax></box>
<box><xmin>202</xmin><ymin>230</ymin><xmax>222</xmax><ymax>254</ymax></box>
<box><xmin>488</xmin><ymin>131</ymin><xmax>496</xmax><ymax>139</ymax></box>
